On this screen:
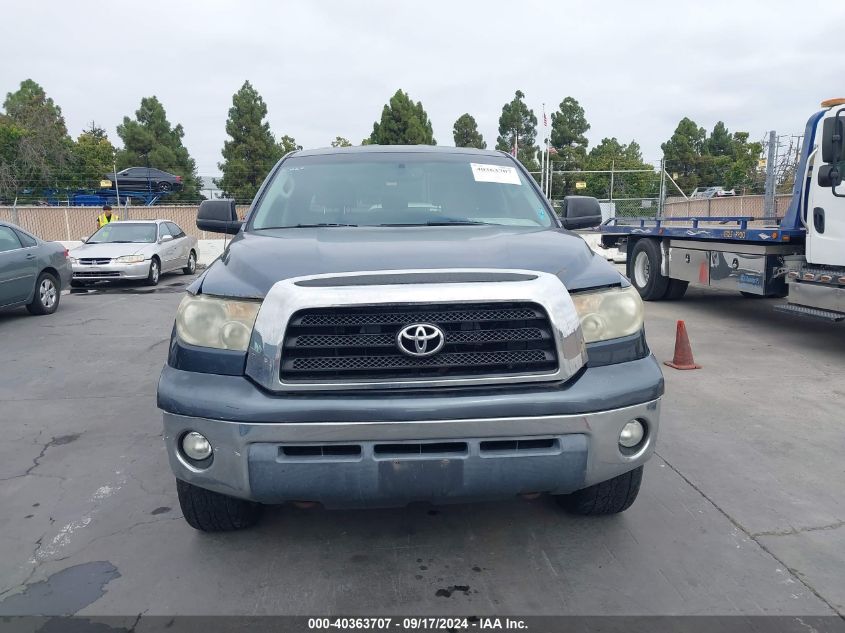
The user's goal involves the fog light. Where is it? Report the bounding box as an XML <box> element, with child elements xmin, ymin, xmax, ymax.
<box><xmin>182</xmin><ymin>431</ymin><xmax>212</xmax><ymax>460</ymax></box>
<box><xmin>619</xmin><ymin>420</ymin><xmax>645</xmax><ymax>449</ymax></box>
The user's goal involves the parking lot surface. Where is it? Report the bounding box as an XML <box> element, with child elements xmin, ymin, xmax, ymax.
<box><xmin>0</xmin><ymin>277</ymin><xmax>843</xmax><ymax>617</ymax></box>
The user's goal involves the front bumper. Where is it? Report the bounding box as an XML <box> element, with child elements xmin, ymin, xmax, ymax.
<box><xmin>161</xmin><ymin>351</ymin><xmax>663</xmax><ymax>507</ymax></box>
<box><xmin>71</xmin><ymin>260</ymin><xmax>150</xmax><ymax>281</ymax></box>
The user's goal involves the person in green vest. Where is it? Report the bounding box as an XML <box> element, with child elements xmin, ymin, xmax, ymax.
<box><xmin>97</xmin><ymin>205</ymin><xmax>119</xmax><ymax>229</ymax></box>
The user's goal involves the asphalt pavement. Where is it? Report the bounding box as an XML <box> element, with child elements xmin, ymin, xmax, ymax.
<box><xmin>0</xmin><ymin>274</ymin><xmax>843</xmax><ymax>618</ymax></box>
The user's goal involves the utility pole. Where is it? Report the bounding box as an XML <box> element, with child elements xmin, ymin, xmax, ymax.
<box><xmin>764</xmin><ymin>130</ymin><xmax>777</xmax><ymax>217</ymax></box>
<box><xmin>609</xmin><ymin>160</ymin><xmax>615</xmax><ymax>203</ymax></box>
<box><xmin>659</xmin><ymin>158</ymin><xmax>667</xmax><ymax>217</ymax></box>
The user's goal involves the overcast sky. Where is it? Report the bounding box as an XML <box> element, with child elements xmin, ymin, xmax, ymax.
<box><xmin>2</xmin><ymin>0</ymin><xmax>842</xmax><ymax>178</ymax></box>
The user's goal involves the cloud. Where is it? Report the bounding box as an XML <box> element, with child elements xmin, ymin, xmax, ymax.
<box><xmin>2</xmin><ymin>0</ymin><xmax>842</xmax><ymax>176</ymax></box>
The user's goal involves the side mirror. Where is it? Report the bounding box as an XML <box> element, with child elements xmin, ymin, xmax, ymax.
<box><xmin>160</xmin><ymin>234</ymin><xmax>174</xmax><ymax>243</ymax></box>
<box><xmin>819</xmin><ymin>114</ymin><xmax>845</xmax><ymax>196</ymax></box>
<box><xmin>560</xmin><ymin>196</ymin><xmax>602</xmax><ymax>230</ymax></box>
<box><xmin>821</xmin><ymin>115</ymin><xmax>845</xmax><ymax>164</ymax></box>
<box><xmin>197</xmin><ymin>199</ymin><xmax>242</xmax><ymax>235</ymax></box>
<box><xmin>817</xmin><ymin>164</ymin><xmax>842</xmax><ymax>188</ymax></box>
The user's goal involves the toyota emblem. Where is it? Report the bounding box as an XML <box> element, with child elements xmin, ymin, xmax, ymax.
<box><xmin>396</xmin><ymin>323</ymin><xmax>445</xmax><ymax>357</ymax></box>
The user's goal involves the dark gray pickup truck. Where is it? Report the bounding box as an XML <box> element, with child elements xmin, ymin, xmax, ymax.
<box><xmin>158</xmin><ymin>145</ymin><xmax>663</xmax><ymax>531</ymax></box>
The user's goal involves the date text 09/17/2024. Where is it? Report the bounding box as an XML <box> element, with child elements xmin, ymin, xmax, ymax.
<box><xmin>307</xmin><ymin>617</ymin><xmax>528</xmax><ymax>630</ymax></box>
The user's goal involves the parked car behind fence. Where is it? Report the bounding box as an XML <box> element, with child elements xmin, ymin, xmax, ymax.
<box><xmin>106</xmin><ymin>168</ymin><xmax>183</xmax><ymax>193</ymax></box>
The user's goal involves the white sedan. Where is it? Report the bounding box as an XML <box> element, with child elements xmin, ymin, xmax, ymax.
<box><xmin>71</xmin><ymin>220</ymin><xmax>198</xmax><ymax>287</ymax></box>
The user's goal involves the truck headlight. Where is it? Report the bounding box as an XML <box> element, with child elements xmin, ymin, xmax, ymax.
<box><xmin>115</xmin><ymin>255</ymin><xmax>145</xmax><ymax>263</ymax></box>
<box><xmin>570</xmin><ymin>285</ymin><xmax>644</xmax><ymax>343</ymax></box>
<box><xmin>175</xmin><ymin>294</ymin><xmax>261</xmax><ymax>351</ymax></box>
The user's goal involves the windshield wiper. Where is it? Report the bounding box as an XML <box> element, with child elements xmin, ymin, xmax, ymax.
<box><xmin>257</xmin><ymin>223</ymin><xmax>358</xmax><ymax>229</ymax></box>
<box><xmin>379</xmin><ymin>219</ymin><xmax>492</xmax><ymax>227</ymax></box>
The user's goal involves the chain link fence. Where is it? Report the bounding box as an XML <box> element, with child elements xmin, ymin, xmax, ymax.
<box><xmin>0</xmin><ymin>205</ymin><xmax>250</xmax><ymax>242</ymax></box>
<box><xmin>2</xmin><ymin>192</ymin><xmax>796</xmax><ymax>243</ymax></box>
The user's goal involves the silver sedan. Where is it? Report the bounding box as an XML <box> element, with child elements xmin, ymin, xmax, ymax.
<box><xmin>71</xmin><ymin>220</ymin><xmax>198</xmax><ymax>287</ymax></box>
<box><xmin>0</xmin><ymin>221</ymin><xmax>71</xmax><ymax>315</ymax></box>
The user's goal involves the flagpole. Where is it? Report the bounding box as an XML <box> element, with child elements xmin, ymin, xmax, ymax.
<box><xmin>540</xmin><ymin>103</ymin><xmax>546</xmax><ymax>194</ymax></box>
<box><xmin>544</xmin><ymin>112</ymin><xmax>551</xmax><ymax>198</ymax></box>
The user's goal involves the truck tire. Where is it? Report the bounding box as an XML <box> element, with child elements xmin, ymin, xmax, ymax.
<box><xmin>556</xmin><ymin>466</ymin><xmax>643</xmax><ymax>515</ymax></box>
<box><xmin>176</xmin><ymin>479</ymin><xmax>262</xmax><ymax>532</ymax></box>
<box><xmin>628</xmin><ymin>240</ymin><xmax>669</xmax><ymax>300</ymax></box>
<box><xmin>664</xmin><ymin>279</ymin><xmax>689</xmax><ymax>300</ymax></box>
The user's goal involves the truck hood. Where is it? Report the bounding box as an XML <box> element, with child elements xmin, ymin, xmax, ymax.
<box><xmin>194</xmin><ymin>225</ymin><xmax>622</xmax><ymax>298</ymax></box>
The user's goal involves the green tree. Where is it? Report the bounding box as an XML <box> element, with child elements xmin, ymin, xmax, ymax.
<box><xmin>583</xmin><ymin>138</ymin><xmax>656</xmax><ymax>200</ymax></box>
<box><xmin>452</xmin><ymin>113</ymin><xmax>486</xmax><ymax>149</ymax></box>
<box><xmin>495</xmin><ymin>90</ymin><xmax>538</xmax><ymax>172</ymax></box>
<box><xmin>548</xmin><ymin>97</ymin><xmax>590</xmax><ymax>195</ymax></box>
<box><xmin>116</xmin><ymin>96</ymin><xmax>201</xmax><ymax>201</ymax></box>
<box><xmin>661</xmin><ymin>117</ymin><xmax>707</xmax><ymax>193</ymax></box>
<box><xmin>0</xmin><ymin>115</ymin><xmax>26</xmax><ymax>200</ymax></box>
<box><xmin>661</xmin><ymin>119</ymin><xmax>763</xmax><ymax>195</ymax></box>
<box><xmin>215</xmin><ymin>81</ymin><xmax>282</xmax><ymax>202</ymax></box>
<box><xmin>724</xmin><ymin>132</ymin><xmax>763</xmax><ymax>193</ymax></box>
<box><xmin>2</xmin><ymin>79</ymin><xmax>73</xmax><ymax>194</ymax></box>
<box><xmin>71</xmin><ymin>126</ymin><xmax>115</xmax><ymax>190</ymax></box>
<box><xmin>331</xmin><ymin>136</ymin><xmax>352</xmax><ymax>147</ymax></box>
<box><xmin>278</xmin><ymin>134</ymin><xmax>301</xmax><ymax>156</ymax></box>
<box><xmin>369</xmin><ymin>89</ymin><xmax>436</xmax><ymax>145</ymax></box>
<box><xmin>706</xmin><ymin>121</ymin><xmax>733</xmax><ymax>156</ymax></box>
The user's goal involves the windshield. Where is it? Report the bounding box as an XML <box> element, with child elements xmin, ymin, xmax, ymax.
<box><xmin>88</xmin><ymin>223</ymin><xmax>157</xmax><ymax>244</ymax></box>
<box><xmin>249</xmin><ymin>153</ymin><xmax>555</xmax><ymax>229</ymax></box>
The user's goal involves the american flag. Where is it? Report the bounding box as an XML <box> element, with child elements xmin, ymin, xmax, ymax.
<box><xmin>543</xmin><ymin>104</ymin><xmax>548</xmax><ymax>128</ymax></box>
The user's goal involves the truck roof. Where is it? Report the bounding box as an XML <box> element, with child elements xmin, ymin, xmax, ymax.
<box><xmin>291</xmin><ymin>145</ymin><xmax>509</xmax><ymax>159</ymax></box>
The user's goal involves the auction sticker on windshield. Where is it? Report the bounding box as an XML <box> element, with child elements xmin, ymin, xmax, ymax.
<box><xmin>470</xmin><ymin>163</ymin><xmax>521</xmax><ymax>185</ymax></box>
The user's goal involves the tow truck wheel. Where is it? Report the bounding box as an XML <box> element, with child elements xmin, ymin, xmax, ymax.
<box><xmin>628</xmin><ymin>239</ymin><xmax>669</xmax><ymax>300</ymax></box>
<box><xmin>177</xmin><ymin>479</ymin><xmax>262</xmax><ymax>532</ymax></box>
<box><xmin>556</xmin><ymin>466</ymin><xmax>643</xmax><ymax>515</ymax></box>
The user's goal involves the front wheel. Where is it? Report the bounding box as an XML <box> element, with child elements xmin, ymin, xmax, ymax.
<box><xmin>26</xmin><ymin>272</ymin><xmax>60</xmax><ymax>315</ymax></box>
<box><xmin>182</xmin><ymin>250</ymin><xmax>196</xmax><ymax>275</ymax></box>
<box><xmin>556</xmin><ymin>466</ymin><xmax>643</xmax><ymax>515</ymax></box>
<box><xmin>145</xmin><ymin>258</ymin><xmax>160</xmax><ymax>286</ymax></box>
<box><xmin>628</xmin><ymin>240</ymin><xmax>669</xmax><ymax>301</ymax></box>
<box><xmin>177</xmin><ymin>479</ymin><xmax>262</xmax><ymax>532</ymax></box>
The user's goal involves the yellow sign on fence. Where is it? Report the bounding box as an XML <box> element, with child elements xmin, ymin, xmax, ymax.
<box><xmin>575</xmin><ymin>181</ymin><xmax>587</xmax><ymax>189</ymax></box>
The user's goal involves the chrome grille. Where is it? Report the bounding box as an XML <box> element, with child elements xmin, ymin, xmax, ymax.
<box><xmin>280</xmin><ymin>302</ymin><xmax>558</xmax><ymax>381</ymax></box>
<box><xmin>79</xmin><ymin>258</ymin><xmax>112</xmax><ymax>265</ymax></box>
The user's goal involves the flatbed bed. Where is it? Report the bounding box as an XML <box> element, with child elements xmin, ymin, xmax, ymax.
<box><xmin>600</xmin><ymin>216</ymin><xmax>806</xmax><ymax>245</ymax></box>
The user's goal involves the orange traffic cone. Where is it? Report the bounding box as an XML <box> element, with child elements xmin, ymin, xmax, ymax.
<box><xmin>664</xmin><ymin>320</ymin><xmax>701</xmax><ymax>370</ymax></box>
